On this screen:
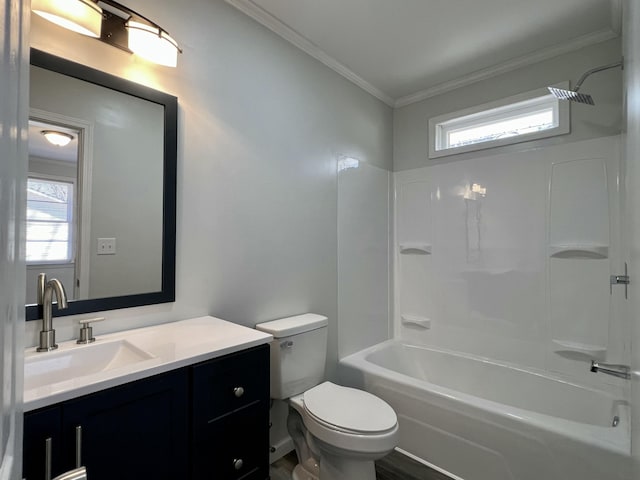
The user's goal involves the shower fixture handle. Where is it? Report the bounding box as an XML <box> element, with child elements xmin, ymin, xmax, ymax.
<box><xmin>590</xmin><ymin>360</ymin><xmax>631</xmax><ymax>380</ymax></box>
<box><xmin>610</xmin><ymin>263</ymin><xmax>630</xmax><ymax>299</ymax></box>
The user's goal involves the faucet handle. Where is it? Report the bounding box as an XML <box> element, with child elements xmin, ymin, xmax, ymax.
<box><xmin>77</xmin><ymin>317</ymin><xmax>105</xmax><ymax>344</ymax></box>
<box><xmin>78</xmin><ymin>317</ymin><xmax>105</xmax><ymax>326</ymax></box>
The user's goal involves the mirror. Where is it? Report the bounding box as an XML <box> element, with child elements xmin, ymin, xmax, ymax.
<box><xmin>26</xmin><ymin>49</ymin><xmax>177</xmax><ymax>321</ymax></box>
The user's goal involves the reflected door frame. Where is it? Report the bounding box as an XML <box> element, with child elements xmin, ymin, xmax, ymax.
<box><xmin>29</xmin><ymin>108</ymin><xmax>94</xmax><ymax>300</ymax></box>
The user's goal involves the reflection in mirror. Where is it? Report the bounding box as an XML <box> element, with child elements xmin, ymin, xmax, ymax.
<box><xmin>27</xmin><ymin>119</ymin><xmax>80</xmax><ymax>303</ymax></box>
<box><xmin>26</xmin><ymin>49</ymin><xmax>177</xmax><ymax>320</ymax></box>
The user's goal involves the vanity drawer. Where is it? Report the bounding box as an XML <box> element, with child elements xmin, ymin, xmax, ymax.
<box><xmin>191</xmin><ymin>344</ymin><xmax>269</xmax><ymax>423</ymax></box>
<box><xmin>191</xmin><ymin>403</ymin><xmax>269</xmax><ymax>480</ymax></box>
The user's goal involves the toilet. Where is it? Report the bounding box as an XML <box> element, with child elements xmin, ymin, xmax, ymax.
<box><xmin>255</xmin><ymin>314</ymin><xmax>399</xmax><ymax>480</ymax></box>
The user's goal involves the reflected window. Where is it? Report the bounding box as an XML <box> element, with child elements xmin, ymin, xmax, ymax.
<box><xmin>27</xmin><ymin>177</ymin><xmax>75</xmax><ymax>263</ymax></box>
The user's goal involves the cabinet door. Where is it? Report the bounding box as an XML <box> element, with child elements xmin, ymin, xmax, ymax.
<box><xmin>61</xmin><ymin>369</ymin><xmax>188</xmax><ymax>480</ymax></box>
<box><xmin>23</xmin><ymin>406</ymin><xmax>63</xmax><ymax>480</ymax></box>
<box><xmin>192</xmin><ymin>404</ymin><xmax>269</xmax><ymax>480</ymax></box>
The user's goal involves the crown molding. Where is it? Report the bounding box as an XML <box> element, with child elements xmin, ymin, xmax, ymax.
<box><xmin>226</xmin><ymin>0</ymin><xmax>620</xmax><ymax>110</ymax></box>
<box><xmin>225</xmin><ymin>0</ymin><xmax>395</xmax><ymax>107</ymax></box>
<box><xmin>394</xmin><ymin>28</ymin><xmax>619</xmax><ymax>108</ymax></box>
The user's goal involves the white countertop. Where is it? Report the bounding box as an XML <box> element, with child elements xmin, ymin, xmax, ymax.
<box><xmin>24</xmin><ymin>316</ymin><xmax>273</xmax><ymax>412</ymax></box>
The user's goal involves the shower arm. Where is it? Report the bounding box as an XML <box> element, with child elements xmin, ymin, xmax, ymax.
<box><xmin>573</xmin><ymin>61</ymin><xmax>623</xmax><ymax>92</ymax></box>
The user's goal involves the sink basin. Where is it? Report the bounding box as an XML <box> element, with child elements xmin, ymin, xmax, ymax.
<box><xmin>24</xmin><ymin>340</ymin><xmax>156</xmax><ymax>391</ymax></box>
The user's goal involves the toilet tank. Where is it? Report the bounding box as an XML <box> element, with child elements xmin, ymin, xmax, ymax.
<box><xmin>255</xmin><ymin>313</ymin><xmax>328</xmax><ymax>399</ymax></box>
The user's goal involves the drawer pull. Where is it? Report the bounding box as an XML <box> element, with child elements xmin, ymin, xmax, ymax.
<box><xmin>75</xmin><ymin>425</ymin><xmax>82</xmax><ymax>468</ymax></box>
<box><xmin>233</xmin><ymin>458</ymin><xmax>244</xmax><ymax>470</ymax></box>
<box><xmin>233</xmin><ymin>387</ymin><xmax>245</xmax><ymax>398</ymax></box>
<box><xmin>45</xmin><ymin>437</ymin><xmax>52</xmax><ymax>480</ymax></box>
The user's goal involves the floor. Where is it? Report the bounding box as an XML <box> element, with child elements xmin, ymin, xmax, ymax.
<box><xmin>270</xmin><ymin>450</ymin><xmax>453</xmax><ymax>480</ymax></box>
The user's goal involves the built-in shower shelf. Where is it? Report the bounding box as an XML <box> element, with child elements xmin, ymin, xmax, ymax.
<box><xmin>401</xmin><ymin>315</ymin><xmax>431</xmax><ymax>329</ymax></box>
<box><xmin>548</xmin><ymin>244</ymin><xmax>608</xmax><ymax>259</ymax></box>
<box><xmin>399</xmin><ymin>242</ymin><xmax>432</xmax><ymax>255</ymax></box>
<box><xmin>552</xmin><ymin>339</ymin><xmax>606</xmax><ymax>355</ymax></box>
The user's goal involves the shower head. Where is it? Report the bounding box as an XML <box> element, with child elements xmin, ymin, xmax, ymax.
<box><xmin>547</xmin><ymin>60</ymin><xmax>623</xmax><ymax>106</ymax></box>
<box><xmin>547</xmin><ymin>87</ymin><xmax>594</xmax><ymax>105</ymax></box>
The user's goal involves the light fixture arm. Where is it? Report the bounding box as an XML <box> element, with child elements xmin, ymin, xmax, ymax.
<box><xmin>574</xmin><ymin>60</ymin><xmax>623</xmax><ymax>92</ymax></box>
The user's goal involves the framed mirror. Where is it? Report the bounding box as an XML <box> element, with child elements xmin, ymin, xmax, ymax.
<box><xmin>26</xmin><ymin>49</ymin><xmax>177</xmax><ymax>321</ymax></box>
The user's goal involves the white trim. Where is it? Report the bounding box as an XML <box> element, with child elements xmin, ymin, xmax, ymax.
<box><xmin>29</xmin><ymin>156</ymin><xmax>78</xmax><ymax>170</ymax></box>
<box><xmin>27</xmin><ymin>262</ymin><xmax>76</xmax><ymax>270</ymax></box>
<box><xmin>395</xmin><ymin>29</ymin><xmax>619</xmax><ymax>108</ymax></box>
<box><xmin>224</xmin><ymin>0</ymin><xmax>395</xmax><ymax>106</ymax></box>
<box><xmin>428</xmin><ymin>83</ymin><xmax>571</xmax><ymax>159</ymax></box>
<box><xmin>30</xmin><ymin>108</ymin><xmax>94</xmax><ymax>300</ymax></box>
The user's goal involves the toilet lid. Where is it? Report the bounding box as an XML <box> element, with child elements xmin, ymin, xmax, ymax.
<box><xmin>303</xmin><ymin>382</ymin><xmax>397</xmax><ymax>434</ymax></box>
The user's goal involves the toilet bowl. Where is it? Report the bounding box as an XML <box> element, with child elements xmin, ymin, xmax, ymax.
<box><xmin>255</xmin><ymin>314</ymin><xmax>399</xmax><ymax>480</ymax></box>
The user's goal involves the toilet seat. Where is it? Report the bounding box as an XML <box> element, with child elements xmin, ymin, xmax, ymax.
<box><xmin>292</xmin><ymin>382</ymin><xmax>399</xmax><ymax>454</ymax></box>
<box><xmin>303</xmin><ymin>382</ymin><xmax>397</xmax><ymax>434</ymax></box>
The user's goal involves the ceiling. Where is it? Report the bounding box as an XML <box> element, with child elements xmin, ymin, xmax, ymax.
<box><xmin>29</xmin><ymin>121</ymin><xmax>79</xmax><ymax>164</ymax></box>
<box><xmin>225</xmin><ymin>0</ymin><xmax>621</xmax><ymax>106</ymax></box>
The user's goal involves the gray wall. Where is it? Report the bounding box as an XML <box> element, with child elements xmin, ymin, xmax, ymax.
<box><xmin>394</xmin><ymin>38</ymin><xmax>623</xmax><ymax>171</ymax></box>
<box><xmin>27</xmin><ymin>0</ymin><xmax>393</xmax><ymax>379</ymax></box>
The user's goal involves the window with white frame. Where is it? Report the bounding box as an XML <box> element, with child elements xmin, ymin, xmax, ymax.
<box><xmin>26</xmin><ymin>177</ymin><xmax>75</xmax><ymax>263</ymax></box>
<box><xmin>428</xmin><ymin>84</ymin><xmax>570</xmax><ymax>159</ymax></box>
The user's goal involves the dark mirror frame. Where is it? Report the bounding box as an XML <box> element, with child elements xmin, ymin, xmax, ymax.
<box><xmin>26</xmin><ymin>48</ymin><xmax>177</xmax><ymax>321</ymax></box>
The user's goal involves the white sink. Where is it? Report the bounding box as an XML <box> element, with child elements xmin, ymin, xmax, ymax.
<box><xmin>24</xmin><ymin>340</ymin><xmax>157</xmax><ymax>391</ymax></box>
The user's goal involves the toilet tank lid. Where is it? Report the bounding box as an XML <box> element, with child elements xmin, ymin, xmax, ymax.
<box><xmin>255</xmin><ymin>313</ymin><xmax>328</xmax><ymax>338</ymax></box>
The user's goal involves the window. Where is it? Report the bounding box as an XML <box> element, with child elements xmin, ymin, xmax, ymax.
<box><xmin>429</xmin><ymin>84</ymin><xmax>570</xmax><ymax>159</ymax></box>
<box><xmin>27</xmin><ymin>177</ymin><xmax>75</xmax><ymax>263</ymax></box>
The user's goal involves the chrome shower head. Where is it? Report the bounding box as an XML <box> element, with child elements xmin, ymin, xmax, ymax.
<box><xmin>547</xmin><ymin>86</ymin><xmax>594</xmax><ymax>105</ymax></box>
<box><xmin>547</xmin><ymin>60</ymin><xmax>623</xmax><ymax>107</ymax></box>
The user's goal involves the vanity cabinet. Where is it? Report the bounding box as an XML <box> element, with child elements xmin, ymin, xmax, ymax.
<box><xmin>191</xmin><ymin>346</ymin><xmax>270</xmax><ymax>480</ymax></box>
<box><xmin>62</xmin><ymin>369</ymin><xmax>189</xmax><ymax>480</ymax></box>
<box><xmin>23</xmin><ymin>369</ymin><xmax>188</xmax><ymax>480</ymax></box>
<box><xmin>23</xmin><ymin>345</ymin><xmax>270</xmax><ymax>480</ymax></box>
<box><xmin>23</xmin><ymin>406</ymin><xmax>63</xmax><ymax>480</ymax></box>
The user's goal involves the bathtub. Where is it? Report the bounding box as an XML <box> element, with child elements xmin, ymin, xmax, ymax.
<box><xmin>339</xmin><ymin>340</ymin><xmax>631</xmax><ymax>480</ymax></box>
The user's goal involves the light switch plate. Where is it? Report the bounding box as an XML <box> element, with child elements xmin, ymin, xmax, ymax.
<box><xmin>97</xmin><ymin>238</ymin><xmax>116</xmax><ymax>255</ymax></box>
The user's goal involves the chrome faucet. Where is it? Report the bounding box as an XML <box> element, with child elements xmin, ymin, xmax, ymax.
<box><xmin>36</xmin><ymin>273</ymin><xmax>69</xmax><ymax>352</ymax></box>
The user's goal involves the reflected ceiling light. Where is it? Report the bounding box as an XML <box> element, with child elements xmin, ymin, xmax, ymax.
<box><xmin>32</xmin><ymin>0</ymin><xmax>103</xmax><ymax>38</ymax></box>
<box><xmin>42</xmin><ymin>130</ymin><xmax>74</xmax><ymax>147</ymax></box>
<box><xmin>126</xmin><ymin>20</ymin><xmax>181</xmax><ymax>68</ymax></box>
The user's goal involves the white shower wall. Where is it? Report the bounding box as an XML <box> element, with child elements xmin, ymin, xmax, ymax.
<box><xmin>394</xmin><ymin>136</ymin><xmax>626</xmax><ymax>386</ymax></box>
<box><xmin>338</xmin><ymin>160</ymin><xmax>392</xmax><ymax>358</ymax></box>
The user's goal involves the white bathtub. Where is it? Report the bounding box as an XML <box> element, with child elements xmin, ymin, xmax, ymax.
<box><xmin>339</xmin><ymin>340</ymin><xmax>631</xmax><ymax>480</ymax></box>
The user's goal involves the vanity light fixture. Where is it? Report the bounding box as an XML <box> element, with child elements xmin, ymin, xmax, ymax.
<box><xmin>126</xmin><ymin>20</ymin><xmax>180</xmax><ymax>67</ymax></box>
<box><xmin>31</xmin><ymin>0</ymin><xmax>103</xmax><ymax>38</ymax></box>
<box><xmin>31</xmin><ymin>0</ymin><xmax>182</xmax><ymax>67</ymax></box>
<box><xmin>41</xmin><ymin>130</ymin><xmax>74</xmax><ymax>147</ymax></box>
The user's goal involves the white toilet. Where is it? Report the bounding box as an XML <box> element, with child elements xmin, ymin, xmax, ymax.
<box><xmin>256</xmin><ymin>314</ymin><xmax>398</xmax><ymax>480</ymax></box>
